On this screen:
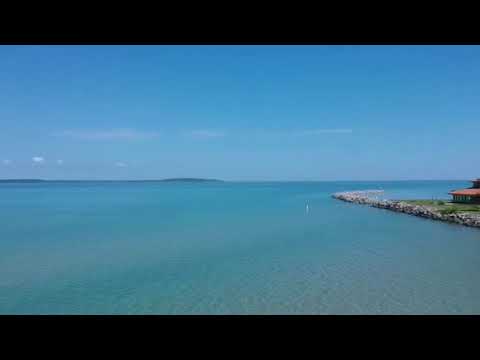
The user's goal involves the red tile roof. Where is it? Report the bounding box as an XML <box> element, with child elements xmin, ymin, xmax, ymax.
<box><xmin>449</xmin><ymin>189</ymin><xmax>480</xmax><ymax>196</ymax></box>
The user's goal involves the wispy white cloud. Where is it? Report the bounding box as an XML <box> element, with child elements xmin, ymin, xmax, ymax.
<box><xmin>186</xmin><ymin>130</ymin><xmax>226</xmax><ymax>138</ymax></box>
<box><xmin>32</xmin><ymin>156</ymin><xmax>45</xmax><ymax>163</ymax></box>
<box><xmin>53</xmin><ymin>129</ymin><xmax>160</xmax><ymax>141</ymax></box>
<box><xmin>115</xmin><ymin>162</ymin><xmax>127</xmax><ymax>167</ymax></box>
<box><xmin>296</xmin><ymin>129</ymin><xmax>353</xmax><ymax>135</ymax></box>
<box><xmin>2</xmin><ymin>159</ymin><xmax>11</xmax><ymax>165</ymax></box>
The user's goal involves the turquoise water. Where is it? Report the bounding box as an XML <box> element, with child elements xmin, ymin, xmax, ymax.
<box><xmin>1</xmin><ymin>180</ymin><xmax>479</xmax><ymax>314</ymax></box>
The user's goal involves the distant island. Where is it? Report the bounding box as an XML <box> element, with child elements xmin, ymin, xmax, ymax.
<box><xmin>159</xmin><ymin>178</ymin><xmax>223</xmax><ymax>182</ymax></box>
<box><xmin>0</xmin><ymin>179</ymin><xmax>45</xmax><ymax>183</ymax></box>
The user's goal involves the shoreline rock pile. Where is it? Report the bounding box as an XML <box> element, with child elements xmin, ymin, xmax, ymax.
<box><xmin>332</xmin><ymin>191</ymin><xmax>480</xmax><ymax>229</ymax></box>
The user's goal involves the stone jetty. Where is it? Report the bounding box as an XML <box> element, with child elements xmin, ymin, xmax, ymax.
<box><xmin>332</xmin><ymin>191</ymin><xmax>480</xmax><ymax>229</ymax></box>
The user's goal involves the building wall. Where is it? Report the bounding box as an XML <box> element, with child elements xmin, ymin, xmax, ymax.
<box><xmin>452</xmin><ymin>195</ymin><xmax>480</xmax><ymax>204</ymax></box>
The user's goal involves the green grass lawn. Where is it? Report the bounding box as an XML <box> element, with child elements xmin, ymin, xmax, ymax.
<box><xmin>401</xmin><ymin>200</ymin><xmax>480</xmax><ymax>215</ymax></box>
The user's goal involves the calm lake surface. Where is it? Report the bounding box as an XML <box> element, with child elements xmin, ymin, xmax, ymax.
<box><xmin>0</xmin><ymin>180</ymin><xmax>479</xmax><ymax>314</ymax></box>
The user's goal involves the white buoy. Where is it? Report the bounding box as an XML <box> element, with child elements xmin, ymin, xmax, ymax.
<box><xmin>306</xmin><ymin>203</ymin><xmax>309</xmax><ymax>214</ymax></box>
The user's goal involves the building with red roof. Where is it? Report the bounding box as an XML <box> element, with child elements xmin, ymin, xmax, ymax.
<box><xmin>449</xmin><ymin>179</ymin><xmax>480</xmax><ymax>204</ymax></box>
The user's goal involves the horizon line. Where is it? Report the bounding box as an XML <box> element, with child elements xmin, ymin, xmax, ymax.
<box><xmin>0</xmin><ymin>178</ymin><xmax>474</xmax><ymax>182</ymax></box>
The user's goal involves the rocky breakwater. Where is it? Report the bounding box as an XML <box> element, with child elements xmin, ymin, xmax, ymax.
<box><xmin>332</xmin><ymin>191</ymin><xmax>480</xmax><ymax>229</ymax></box>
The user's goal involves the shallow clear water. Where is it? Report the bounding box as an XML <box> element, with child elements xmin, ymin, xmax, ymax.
<box><xmin>0</xmin><ymin>180</ymin><xmax>479</xmax><ymax>314</ymax></box>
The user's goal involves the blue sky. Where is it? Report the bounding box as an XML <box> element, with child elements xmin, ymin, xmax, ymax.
<box><xmin>0</xmin><ymin>45</ymin><xmax>479</xmax><ymax>180</ymax></box>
